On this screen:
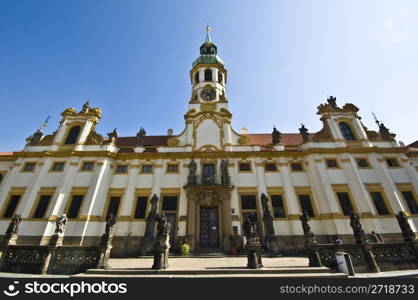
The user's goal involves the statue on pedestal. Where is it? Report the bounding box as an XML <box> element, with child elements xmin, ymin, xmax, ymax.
<box><xmin>272</xmin><ymin>126</ymin><xmax>281</xmax><ymax>144</ymax></box>
<box><xmin>136</xmin><ymin>127</ymin><xmax>146</xmax><ymax>146</ymax></box>
<box><xmin>299</xmin><ymin>124</ymin><xmax>309</xmax><ymax>142</ymax></box>
<box><xmin>152</xmin><ymin>214</ymin><xmax>171</xmax><ymax>270</ymax></box>
<box><xmin>54</xmin><ymin>214</ymin><xmax>67</xmax><ymax>235</ymax></box>
<box><xmin>243</xmin><ymin>214</ymin><xmax>263</xmax><ymax>269</ymax></box>
<box><xmin>105</xmin><ymin>213</ymin><xmax>117</xmax><ymax>236</ymax></box>
<box><xmin>220</xmin><ymin>159</ymin><xmax>230</xmax><ymax>185</ymax></box>
<box><xmin>349</xmin><ymin>212</ymin><xmax>368</xmax><ymax>244</ymax></box>
<box><xmin>396</xmin><ymin>211</ymin><xmax>416</xmax><ymax>242</ymax></box>
<box><xmin>5</xmin><ymin>215</ymin><xmax>21</xmax><ymax>236</ymax></box>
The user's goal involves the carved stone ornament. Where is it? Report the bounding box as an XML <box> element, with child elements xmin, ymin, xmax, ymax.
<box><xmin>85</xmin><ymin>130</ymin><xmax>104</xmax><ymax>145</ymax></box>
<box><xmin>238</xmin><ymin>136</ymin><xmax>249</xmax><ymax>145</ymax></box>
<box><xmin>167</xmin><ymin>137</ymin><xmax>180</xmax><ymax>147</ymax></box>
<box><xmin>312</xmin><ymin>121</ymin><xmax>334</xmax><ymax>142</ymax></box>
<box><xmin>317</xmin><ymin>100</ymin><xmax>359</xmax><ymax>115</ymax></box>
<box><xmin>37</xmin><ymin>133</ymin><xmax>56</xmax><ymax>146</ymax></box>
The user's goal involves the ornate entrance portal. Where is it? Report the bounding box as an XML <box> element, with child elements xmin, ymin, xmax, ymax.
<box><xmin>185</xmin><ymin>185</ymin><xmax>234</xmax><ymax>251</ymax></box>
<box><xmin>199</xmin><ymin>206</ymin><xmax>219</xmax><ymax>248</ymax></box>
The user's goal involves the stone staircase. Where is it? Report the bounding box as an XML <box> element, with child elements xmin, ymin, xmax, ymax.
<box><xmin>73</xmin><ymin>267</ymin><xmax>347</xmax><ymax>278</ymax></box>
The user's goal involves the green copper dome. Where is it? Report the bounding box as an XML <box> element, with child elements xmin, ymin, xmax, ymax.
<box><xmin>192</xmin><ymin>26</ymin><xmax>224</xmax><ymax>68</ymax></box>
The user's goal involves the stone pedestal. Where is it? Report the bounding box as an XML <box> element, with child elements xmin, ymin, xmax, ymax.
<box><xmin>246</xmin><ymin>234</ymin><xmax>263</xmax><ymax>269</ymax></box>
<box><xmin>96</xmin><ymin>234</ymin><xmax>114</xmax><ymax>269</ymax></box>
<box><xmin>152</xmin><ymin>235</ymin><xmax>170</xmax><ymax>270</ymax></box>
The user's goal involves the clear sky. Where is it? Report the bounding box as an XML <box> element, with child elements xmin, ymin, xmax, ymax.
<box><xmin>0</xmin><ymin>0</ymin><xmax>417</xmax><ymax>151</ymax></box>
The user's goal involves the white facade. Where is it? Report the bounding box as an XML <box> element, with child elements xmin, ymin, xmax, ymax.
<box><xmin>0</xmin><ymin>34</ymin><xmax>417</xmax><ymax>256</ymax></box>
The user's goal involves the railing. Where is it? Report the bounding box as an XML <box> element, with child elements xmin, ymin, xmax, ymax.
<box><xmin>187</xmin><ymin>175</ymin><xmax>231</xmax><ymax>186</ymax></box>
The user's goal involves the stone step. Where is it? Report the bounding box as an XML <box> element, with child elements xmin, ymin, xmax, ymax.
<box><xmin>73</xmin><ymin>272</ymin><xmax>348</xmax><ymax>278</ymax></box>
<box><xmin>82</xmin><ymin>266</ymin><xmax>339</xmax><ymax>276</ymax></box>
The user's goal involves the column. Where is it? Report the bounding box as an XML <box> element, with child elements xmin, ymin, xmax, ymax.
<box><xmin>79</xmin><ymin>159</ymin><xmax>113</xmax><ymax>244</ymax></box>
<box><xmin>41</xmin><ymin>158</ymin><xmax>80</xmax><ymax>237</ymax></box>
<box><xmin>18</xmin><ymin>159</ymin><xmax>51</xmax><ymax>218</ymax></box>
<box><xmin>278</xmin><ymin>160</ymin><xmax>300</xmax><ymax>235</ymax></box>
<box><xmin>370</xmin><ymin>154</ymin><xmax>406</xmax><ymax>212</ymax></box>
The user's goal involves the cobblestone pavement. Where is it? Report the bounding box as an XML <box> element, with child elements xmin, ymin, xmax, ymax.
<box><xmin>108</xmin><ymin>256</ymin><xmax>309</xmax><ymax>270</ymax></box>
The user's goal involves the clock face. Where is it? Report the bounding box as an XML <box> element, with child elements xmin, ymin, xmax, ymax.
<box><xmin>200</xmin><ymin>88</ymin><xmax>216</xmax><ymax>101</ymax></box>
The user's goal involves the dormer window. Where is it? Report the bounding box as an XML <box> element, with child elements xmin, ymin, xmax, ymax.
<box><xmin>339</xmin><ymin>122</ymin><xmax>355</xmax><ymax>141</ymax></box>
<box><xmin>204</xmin><ymin>69</ymin><xmax>212</xmax><ymax>81</ymax></box>
<box><xmin>64</xmin><ymin>125</ymin><xmax>81</xmax><ymax>144</ymax></box>
<box><xmin>218</xmin><ymin>71</ymin><xmax>223</xmax><ymax>84</ymax></box>
<box><xmin>194</xmin><ymin>72</ymin><xmax>199</xmax><ymax>84</ymax></box>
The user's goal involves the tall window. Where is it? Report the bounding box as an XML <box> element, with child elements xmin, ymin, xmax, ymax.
<box><xmin>106</xmin><ymin>196</ymin><xmax>121</xmax><ymax>218</ymax></box>
<box><xmin>339</xmin><ymin>122</ymin><xmax>355</xmax><ymax>141</ymax></box>
<box><xmin>218</xmin><ymin>71</ymin><xmax>223</xmax><ymax>84</ymax></box>
<box><xmin>194</xmin><ymin>72</ymin><xmax>199</xmax><ymax>84</ymax></box>
<box><xmin>67</xmin><ymin>195</ymin><xmax>84</xmax><ymax>218</ymax></box>
<box><xmin>162</xmin><ymin>196</ymin><xmax>178</xmax><ymax>211</ymax></box>
<box><xmin>336</xmin><ymin>192</ymin><xmax>355</xmax><ymax>216</ymax></box>
<box><xmin>2</xmin><ymin>195</ymin><xmax>21</xmax><ymax>218</ymax></box>
<box><xmin>33</xmin><ymin>195</ymin><xmax>52</xmax><ymax>218</ymax></box>
<box><xmin>0</xmin><ymin>173</ymin><xmax>3</xmax><ymax>185</ymax></box>
<box><xmin>241</xmin><ymin>195</ymin><xmax>257</xmax><ymax>210</ymax></box>
<box><xmin>64</xmin><ymin>126</ymin><xmax>81</xmax><ymax>144</ymax></box>
<box><xmin>298</xmin><ymin>194</ymin><xmax>315</xmax><ymax>217</ymax></box>
<box><xmin>271</xmin><ymin>195</ymin><xmax>286</xmax><ymax>218</ymax></box>
<box><xmin>134</xmin><ymin>196</ymin><xmax>148</xmax><ymax>219</ymax></box>
<box><xmin>401</xmin><ymin>191</ymin><xmax>418</xmax><ymax>214</ymax></box>
<box><xmin>204</xmin><ymin>68</ymin><xmax>212</xmax><ymax>81</ymax></box>
<box><xmin>370</xmin><ymin>192</ymin><xmax>390</xmax><ymax>215</ymax></box>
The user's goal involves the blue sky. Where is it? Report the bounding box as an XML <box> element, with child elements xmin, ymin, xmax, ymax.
<box><xmin>0</xmin><ymin>0</ymin><xmax>417</xmax><ymax>151</ymax></box>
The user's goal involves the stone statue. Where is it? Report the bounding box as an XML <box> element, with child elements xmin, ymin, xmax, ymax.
<box><xmin>299</xmin><ymin>124</ymin><xmax>309</xmax><ymax>142</ymax></box>
<box><xmin>349</xmin><ymin>212</ymin><xmax>368</xmax><ymax>244</ymax></box>
<box><xmin>107</xmin><ymin>128</ymin><xmax>119</xmax><ymax>144</ymax></box>
<box><xmin>272</xmin><ymin>126</ymin><xmax>281</xmax><ymax>144</ymax></box>
<box><xmin>152</xmin><ymin>213</ymin><xmax>171</xmax><ymax>270</ymax></box>
<box><xmin>5</xmin><ymin>214</ymin><xmax>21</xmax><ymax>236</ymax></box>
<box><xmin>299</xmin><ymin>212</ymin><xmax>312</xmax><ymax>236</ymax></box>
<box><xmin>243</xmin><ymin>213</ymin><xmax>263</xmax><ymax>269</ymax></box>
<box><xmin>81</xmin><ymin>100</ymin><xmax>90</xmax><ymax>113</ymax></box>
<box><xmin>105</xmin><ymin>213</ymin><xmax>117</xmax><ymax>235</ymax></box>
<box><xmin>220</xmin><ymin>159</ymin><xmax>230</xmax><ymax>185</ymax></box>
<box><xmin>55</xmin><ymin>214</ymin><xmax>68</xmax><ymax>235</ymax></box>
<box><xmin>243</xmin><ymin>213</ymin><xmax>258</xmax><ymax>238</ymax></box>
<box><xmin>261</xmin><ymin>193</ymin><xmax>271</xmax><ymax>218</ymax></box>
<box><xmin>260</xmin><ymin>193</ymin><xmax>278</xmax><ymax>252</ymax></box>
<box><xmin>136</xmin><ymin>127</ymin><xmax>146</xmax><ymax>146</ymax></box>
<box><xmin>327</xmin><ymin>96</ymin><xmax>338</xmax><ymax>108</ymax></box>
<box><xmin>139</xmin><ymin>194</ymin><xmax>160</xmax><ymax>255</ymax></box>
<box><xmin>189</xmin><ymin>159</ymin><xmax>196</xmax><ymax>177</ymax></box>
<box><xmin>156</xmin><ymin>213</ymin><xmax>171</xmax><ymax>238</ymax></box>
<box><xmin>396</xmin><ymin>211</ymin><xmax>416</xmax><ymax>242</ymax></box>
<box><xmin>148</xmin><ymin>194</ymin><xmax>159</xmax><ymax>221</ymax></box>
<box><xmin>378</xmin><ymin>123</ymin><xmax>392</xmax><ymax>140</ymax></box>
<box><xmin>26</xmin><ymin>130</ymin><xmax>43</xmax><ymax>146</ymax></box>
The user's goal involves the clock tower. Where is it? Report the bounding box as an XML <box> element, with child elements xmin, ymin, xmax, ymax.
<box><xmin>189</xmin><ymin>26</ymin><xmax>229</xmax><ymax>112</ymax></box>
<box><xmin>167</xmin><ymin>26</ymin><xmax>248</xmax><ymax>150</ymax></box>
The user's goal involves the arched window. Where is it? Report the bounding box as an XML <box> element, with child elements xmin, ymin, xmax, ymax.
<box><xmin>194</xmin><ymin>72</ymin><xmax>199</xmax><ymax>84</ymax></box>
<box><xmin>64</xmin><ymin>125</ymin><xmax>81</xmax><ymax>145</ymax></box>
<box><xmin>218</xmin><ymin>71</ymin><xmax>223</xmax><ymax>84</ymax></box>
<box><xmin>204</xmin><ymin>69</ymin><xmax>212</xmax><ymax>81</ymax></box>
<box><xmin>339</xmin><ymin>122</ymin><xmax>356</xmax><ymax>141</ymax></box>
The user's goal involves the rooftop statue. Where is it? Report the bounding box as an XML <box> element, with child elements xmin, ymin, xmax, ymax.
<box><xmin>272</xmin><ymin>126</ymin><xmax>281</xmax><ymax>144</ymax></box>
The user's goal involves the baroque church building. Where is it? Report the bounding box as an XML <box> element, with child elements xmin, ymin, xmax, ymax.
<box><xmin>0</xmin><ymin>30</ymin><xmax>417</xmax><ymax>256</ymax></box>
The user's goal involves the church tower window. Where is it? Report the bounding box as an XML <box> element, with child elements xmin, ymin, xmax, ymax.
<box><xmin>339</xmin><ymin>122</ymin><xmax>355</xmax><ymax>141</ymax></box>
<box><xmin>194</xmin><ymin>72</ymin><xmax>199</xmax><ymax>84</ymax></box>
<box><xmin>218</xmin><ymin>71</ymin><xmax>223</xmax><ymax>84</ymax></box>
<box><xmin>64</xmin><ymin>125</ymin><xmax>81</xmax><ymax>144</ymax></box>
<box><xmin>204</xmin><ymin>68</ymin><xmax>212</xmax><ymax>81</ymax></box>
